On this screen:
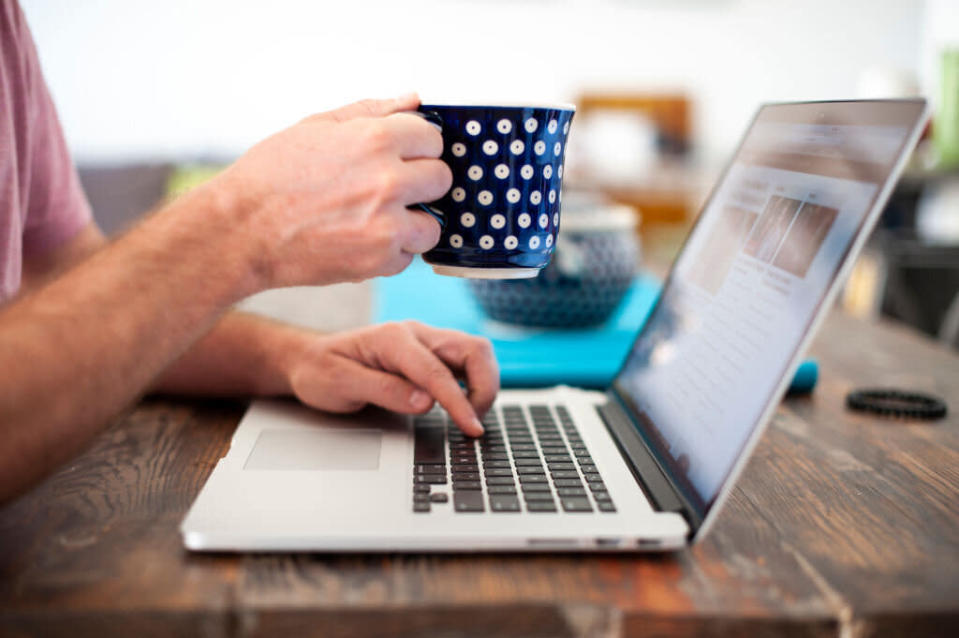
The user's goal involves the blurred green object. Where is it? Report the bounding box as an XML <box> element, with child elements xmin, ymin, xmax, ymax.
<box><xmin>935</xmin><ymin>49</ymin><xmax>959</xmax><ymax>168</ymax></box>
<box><xmin>166</xmin><ymin>164</ymin><xmax>225</xmax><ymax>198</ymax></box>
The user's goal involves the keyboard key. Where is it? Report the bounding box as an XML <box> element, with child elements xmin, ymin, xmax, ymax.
<box><xmin>489</xmin><ymin>495</ymin><xmax>521</xmax><ymax>512</ymax></box>
<box><xmin>550</xmin><ymin>470</ymin><xmax>580</xmax><ymax>480</ymax></box>
<box><xmin>413</xmin><ymin>493</ymin><xmax>430</xmax><ymax>503</ymax></box>
<box><xmin>554</xmin><ymin>478</ymin><xmax>584</xmax><ymax>488</ymax></box>
<box><xmin>509</xmin><ymin>443</ymin><xmax>537</xmax><ymax>452</ymax></box>
<box><xmin>452</xmin><ymin>480</ymin><xmax>482</xmax><ymax>490</ymax></box>
<box><xmin>413</xmin><ymin>484</ymin><xmax>431</xmax><ymax>493</ymax></box>
<box><xmin>515</xmin><ymin>458</ymin><xmax>545</xmax><ymax>466</ymax></box>
<box><xmin>578</xmin><ymin>464</ymin><xmax>598</xmax><ymax>474</ymax></box>
<box><xmin>451</xmin><ymin>461</ymin><xmax>478</xmax><ymax>470</ymax></box>
<box><xmin>526</xmin><ymin>501</ymin><xmax>558</xmax><ymax>512</ymax></box>
<box><xmin>454</xmin><ymin>491</ymin><xmax>485</xmax><ymax>512</ymax></box>
<box><xmin>451</xmin><ymin>471</ymin><xmax>480</xmax><ymax>481</ymax></box>
<box><xmin>547</xmin><ymin>462</ymin><xmax>576</xmax><ymax>471</ymax></box>
<box><xmin>430</xmin><ymin>492</ymin><xmax>449</xmax><ymax>503</ymax></box>
<box><xmin>484</xmin><ymin>453</ymin><xmax>510</xmax><ymax>461</ymax></box>
<box><xmin>592</xmin><ymin>491</ymin><xmax>612</xmax><ymax>502</ymax></box>
<box><xmin>485</xmin><ymin>468</ymin><xmax>515</xmax><ymax>477</ymax></box>
<box><xmin>521</xmin><ymin>483</ymin><xmax>552</xmax><ymax>493</ymax></box>
<box><xmin>512</xmin><ymin>450</ymin><xmax>540</xmax><ymax>458</ymax></box>
<box><xmin>414</xmin><ymin>463</ymin><xmax>446</xmax><ymax>473</ymax></box>
<box><xmin>413</xmin><ymin>502</ymin><xmax>431</xmax><ymax>513</ymax></box>
<box><xmin>544</xmin><ymin>454</ymin><xmax>572</xmax><ymax>463</ymax></box>
<box><xmin>486</xmin><ymin>476</ymin><xmax>516</xmax><ymax>486</ymax></box>
<box><xmin>482</xmin><ymin>460</ymin><xmax>512</xmax><ymax>468</ymax></box>
<box><xmin>587</xmin><ymin>482</ymin><xmax>607</xmax><ymax>492</ymax></box>
<box><xmin>519</xmin><ymin>474</ymin><xmax>548</xmax><ymax>484</ymax></box>
<box><xmin>414</xmin><ymin>426</ymin><xmax>445</xmax><ymax>465</ymax></box>
<box><xmin>487</xmin><ymin>485</ymin><xmax>518</xmax><ymax>495</ymax></box>
<box><xmin>561</xmin><ymin>497</ymin><xmax>593</xmax><ymax>512</ymax></box>
<box><xmin>523</xmin><ymin>490</ymin><xmax>556</xmax><ymax>501</ymax></box>
<box><xmin>557</xmin><ymin>487</ymin><xmax>587</xmax><ymax>497</ymax></box>
<box><xmin>583</xmin><ymin>473</ymin><xmax>603</xmax><ymax>482</ymax></box>
<box><xmin>414</xmin><ymin>475</ymin><xmax>447</xmax><ymax>485</ymax></box>
<box><xmin>516</xmin><ymin>465</ymin><xmax>545</xmax><ymax>475</ymax></box>
<box><xmin>597</xmin><ymin>501</ymin><xmax>617</xmax><ymax>513</ymax></box>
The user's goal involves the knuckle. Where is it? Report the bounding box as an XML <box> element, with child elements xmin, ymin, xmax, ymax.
<box><xmin>375</xmin><ymin>168</ymin><xmax>403</xmax><ymax>200</ymax></box>
<box><xmin>362</xmin><ymin>120</ymin><xmax>393</xmax><ymax>152</ymax></box>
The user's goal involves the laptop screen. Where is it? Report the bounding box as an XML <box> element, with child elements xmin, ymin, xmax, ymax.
<box><xmin>612</xmin><ymin>100</ymin><xmax>925</xmax><ymax>514</ymax></box>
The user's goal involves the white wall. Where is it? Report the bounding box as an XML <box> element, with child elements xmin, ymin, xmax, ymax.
<box><xmin>21</xmin><ymin>0</ymin><xmax>924</xmax><ymax>164</ymax></box>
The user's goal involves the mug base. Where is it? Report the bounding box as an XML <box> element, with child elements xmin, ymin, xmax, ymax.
<box><xmin>431</xmin><ymin>265</ymin><xmax>540</xmax><ymax>279</ymax></box>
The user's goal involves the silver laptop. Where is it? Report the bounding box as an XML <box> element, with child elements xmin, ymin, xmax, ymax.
<box><xmin>181</xmin><ymin>99</ymin><xmax>927</xmax><ymax>552</ymax></box>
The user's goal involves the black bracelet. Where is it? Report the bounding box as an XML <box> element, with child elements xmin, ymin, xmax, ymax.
<box><xmin>846</xmin><ymin>388</ymin><xmax>948</xmax><ymax>420</ymax></box>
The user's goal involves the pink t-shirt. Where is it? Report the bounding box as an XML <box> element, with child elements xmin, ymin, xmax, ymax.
<box><xmin>0</xmin><ymin>1</ymin><xmax>92</xmax><ymax>303</ymax></box>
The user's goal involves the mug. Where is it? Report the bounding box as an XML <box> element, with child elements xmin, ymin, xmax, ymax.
<box><xmin>415</xmin><ymin>103</ymin><xmax>575</xmax><ymax>279</ymax></box>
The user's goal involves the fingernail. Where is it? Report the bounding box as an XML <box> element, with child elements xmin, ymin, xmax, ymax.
<box><xmin>396</xmin><ymin>91</ymin><xmax>419</xmax><ymax>103</ymax></box>
<box><xmin>472</xmin><ymin>418</ymin><xmax>485</xmax><ymax>437</ymax></box>
<box><xmin>409</xmin><ymin>390</ymin><xmax>430</xmax><ymax>408</ymax></box>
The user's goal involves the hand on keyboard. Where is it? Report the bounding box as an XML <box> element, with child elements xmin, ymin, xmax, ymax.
<box><xmin>287</xmin><ymin>320</ymin><xmax>498</xmax><ymax>436</ymax></box>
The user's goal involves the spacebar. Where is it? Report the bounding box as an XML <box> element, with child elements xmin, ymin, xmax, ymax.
<box><xmin>414</xmin><ymin>426</ymin><xmax>445</xmax><ymax>465</ymax></box>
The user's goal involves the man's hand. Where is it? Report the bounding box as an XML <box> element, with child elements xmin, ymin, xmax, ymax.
<box><xmin>286</xmin><ymin>321</ymin><xmax>498</xmax><ymax>436</ymax></box>
<box><xmin>210</xmin><ymin>94</ymin><xmax>452</xmax><ymax>290</ymax></box>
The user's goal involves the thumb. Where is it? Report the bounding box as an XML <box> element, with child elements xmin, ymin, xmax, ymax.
<box><xmin>315</xmin><ymin>93</ymin><xmax>421</xmax><ymax>123</ymax></box>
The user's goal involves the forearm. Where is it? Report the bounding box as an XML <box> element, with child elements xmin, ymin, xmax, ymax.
<box><xmin>150</xmin><ymin>310</ymin><xmax>308</xmax><ymax>398</ymax></box>
<box><xmin>0</xmin><ymin>182</ymin><xmax>256</xmax><ymax>502</ymax></box>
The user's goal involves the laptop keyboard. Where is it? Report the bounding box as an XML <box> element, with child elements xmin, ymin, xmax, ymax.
<box><xmin>411</xmin><ymin>404</ymin><xmax>617</xmax><ymax>514</ymax></box>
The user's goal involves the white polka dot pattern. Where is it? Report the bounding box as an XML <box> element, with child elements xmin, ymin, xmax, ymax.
<box><xmin>421</xmin><ymin>106</ymin><xmax>573</xmax><ymax>265</ymax></box>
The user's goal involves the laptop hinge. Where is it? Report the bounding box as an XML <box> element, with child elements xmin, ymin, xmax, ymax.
<box><xmin>597</xmin><ymin>390</ymin><xmax>702</xmax><ymax>534</ymax></box>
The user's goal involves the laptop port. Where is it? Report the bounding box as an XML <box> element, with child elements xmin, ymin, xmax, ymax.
<box><xmin>636</xmin><ymin>538</ymin><xmax>661</xmax><ymax>548</ymax></box>
<box><xmin>595</xmin><ymin>537</ymin><xmax>621</xmax><ymax>548</ymax></box>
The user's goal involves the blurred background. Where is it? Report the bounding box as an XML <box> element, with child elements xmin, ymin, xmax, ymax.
<box><xmin>20</xmin><ymin>0</ymin><xmax>959</xmax><ymax>345</ymax></box>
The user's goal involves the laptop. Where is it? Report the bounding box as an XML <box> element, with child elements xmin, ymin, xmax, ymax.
<box><xmin>181</xmin><ymin>99</ymin><xmax>927</xmax><ymax>552</ymax></box>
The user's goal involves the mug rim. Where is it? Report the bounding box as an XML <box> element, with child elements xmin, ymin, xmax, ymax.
<box><xmin>420</xmin><ymin>101</ymin><xmax>576</xmax><ymax>112</ymax></box>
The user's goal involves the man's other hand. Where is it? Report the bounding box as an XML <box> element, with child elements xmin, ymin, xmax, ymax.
<box><xmin>209</xmin><ymin>94</ymin><xmax>452</xmax><ymax>290</ymax></box>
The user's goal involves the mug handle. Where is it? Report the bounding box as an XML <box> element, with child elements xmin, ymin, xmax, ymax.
<box><xmin>408</xmin><ymin>110</ymin><xmax>447</xmax><ymax>229</ymax></box>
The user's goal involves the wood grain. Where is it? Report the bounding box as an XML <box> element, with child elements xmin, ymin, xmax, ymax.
<box><xmin>1</xmin><ymin>312</ymin><xmax>957</xmax><ymax>638</ymax></box>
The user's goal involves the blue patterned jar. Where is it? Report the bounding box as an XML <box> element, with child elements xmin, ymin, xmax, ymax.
<box><xmin>468</xmin><ymin>203</ymin><xmax>639</xmax><ymax>328</ymax></box>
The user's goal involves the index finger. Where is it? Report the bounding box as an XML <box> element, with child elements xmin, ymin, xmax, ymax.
<box><xmin>376</xmin><ymin>329</ymin><xmax>484</xmax><ymax>437</ymax></box>
<box><xmin>408</xmin><ymin>324</ymin><xmax>500</xmax><ymax>417</ymax></box>
<box><xmin>383</xmin><ymin>112</ymin><xmax>445</xmax><ymax>160</ymax></box>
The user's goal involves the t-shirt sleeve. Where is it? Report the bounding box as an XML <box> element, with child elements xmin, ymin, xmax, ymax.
<box><xmin>16</xmin><ymin>3</ymin><xmax>92</xmax><ymax>257</ymax></box>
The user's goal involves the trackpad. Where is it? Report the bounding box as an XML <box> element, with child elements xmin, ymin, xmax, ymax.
<box><xmin>244</xmin><ymin>428</ymin><xmax>383</xmax><ymax>471</ymax></box>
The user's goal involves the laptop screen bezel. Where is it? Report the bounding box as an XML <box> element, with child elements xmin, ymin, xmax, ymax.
<box><xmin>607</xmin><ymin>99</ymin><xmax>929</xmax><ymax>536</ymax></box>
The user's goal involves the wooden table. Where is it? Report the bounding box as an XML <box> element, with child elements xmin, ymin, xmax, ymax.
<box><xmin>1</xmin><ymin>308</ymin><xmax>957</xmax><ymax>637</ymax></box>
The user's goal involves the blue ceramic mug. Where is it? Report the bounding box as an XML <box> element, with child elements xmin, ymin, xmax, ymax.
<box><xmin>416</xmin><ymin>103</ymin><xmax>575</xmax><ymax>279</ymax></box>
